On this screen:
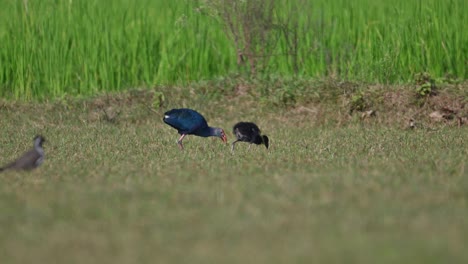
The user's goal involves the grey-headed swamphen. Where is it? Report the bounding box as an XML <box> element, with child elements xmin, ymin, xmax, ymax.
<box><xmin>163</xmin><ymin>108</ymin><xmax>227</xmax><ymax>150</ymax></box>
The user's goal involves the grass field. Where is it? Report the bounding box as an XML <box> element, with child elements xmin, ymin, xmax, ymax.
<box><xmin>0</xmin><ymin>0</ymin><xmax>467</xmax><ymax>262</ymax></box>
<box><xmin>0</xmin><ymin>88</ymin><xmax>467</xmax><ymax>263</ymax></box>
<box><xmin>0</xmin><ymin>0</ymin><xmax>466</xmax><ymax>99</ymax></box>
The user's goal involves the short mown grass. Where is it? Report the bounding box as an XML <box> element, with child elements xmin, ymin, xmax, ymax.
<box><xmin>0</xmin><ymin>89</ymin><xmax>467</xmax><ymax>263</ymax></box>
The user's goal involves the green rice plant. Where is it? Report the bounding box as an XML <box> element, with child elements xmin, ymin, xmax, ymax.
<box><xmin>0</xmin><ymin>0</ymin><xmax>466</xmax><ymax>100</ymax></box>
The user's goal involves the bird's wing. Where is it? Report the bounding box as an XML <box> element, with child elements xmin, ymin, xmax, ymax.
<box><xmin>233</xmin><ymin>122</ymin><xmax>260</xmax><ymax>139</ymax></box>
<box><xmin>7</xmin><ymin>150</ymin><xmax>41</xmax><ymax>170</ymax></box>
<box><xmin>234</xmin><ymin>129</ymin><xmax>250</xmax><ymax>141</ymax></box>
<box><xmin>164</xmin><ymin>109</ymin><xmax>208</xmax><ymax>134</ymax></box>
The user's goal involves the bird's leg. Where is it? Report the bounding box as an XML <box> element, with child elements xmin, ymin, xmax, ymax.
<box><xmin>177</xmin><ymin>134</ymin><xmax>187</xmax><ymax>150</ymax></box>
<box><xmin>231</xmin><ymin>140</ymin><xmax>239</xmax><ymax>152</ymax></box>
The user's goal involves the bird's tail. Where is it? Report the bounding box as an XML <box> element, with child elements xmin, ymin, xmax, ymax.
<box><xmin>262</xmin><ymin>135</ymin><xmax>269</xmax><ymax>149</ymax></box>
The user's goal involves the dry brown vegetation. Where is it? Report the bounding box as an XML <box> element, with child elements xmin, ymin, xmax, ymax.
<box><xmin>2</xmin><ymin>79</ymin><xmax>465</xmax><ymax>130</ymax></box>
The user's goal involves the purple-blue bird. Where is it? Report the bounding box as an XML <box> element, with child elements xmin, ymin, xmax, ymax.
<box><xmin>163</xmin><ymin>108</ymin><xmax>227</xmax><ymax>150</ymax></box>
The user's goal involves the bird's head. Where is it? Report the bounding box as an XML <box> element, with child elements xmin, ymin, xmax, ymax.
<box><xmin>262</xmin><ymin>135</ymin><xmax>269</xmax><ymax>149</ymax></box>
<box><xmin>34</xmin><ymin>135</ymin><xmax>46</xmax><ymax>147</ymax></box>
<box><xmin>215</xmin><ymin>128</ymin><xmax>228</xmax><ymax>143</ymax></box>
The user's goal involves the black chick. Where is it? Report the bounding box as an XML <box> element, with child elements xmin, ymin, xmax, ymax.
<box><xmin>231</xmin><ymin>122</ymin><xmax>269</xmax><ymax>151</ymax></box>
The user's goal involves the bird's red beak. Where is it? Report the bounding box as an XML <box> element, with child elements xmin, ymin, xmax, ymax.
<box><xmin>221</xmin><ymin>132</ymin><xmax>228</xmax><ymax>143</ymax></box>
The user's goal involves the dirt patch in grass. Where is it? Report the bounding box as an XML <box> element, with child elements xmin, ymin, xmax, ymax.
<box><xmin>275</xmin><ymin>80</ymin><xmax>467</xmax><ymax>129</ymax></box>
<box><xmin>379</xmin><ymin>86</ymin><xmax>466</xmax><ymax>128</ymax></box>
